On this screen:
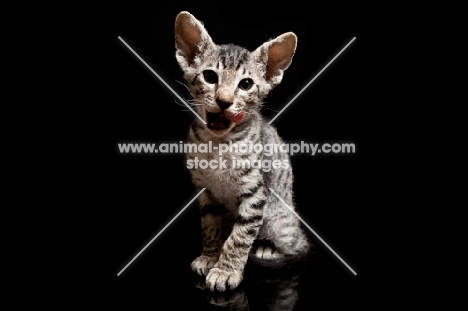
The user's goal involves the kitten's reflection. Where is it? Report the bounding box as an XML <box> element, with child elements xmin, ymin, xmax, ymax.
<box><xmin>192</xmin><ymin>264</ymin><xmax>305</xmax><ymax>311</ymax></box>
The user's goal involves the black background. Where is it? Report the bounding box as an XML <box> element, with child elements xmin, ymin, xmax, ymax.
<box><xmin>72</xmin><ymin>1</ymin><xmax>411</xmax><ymax>308</ymax></box>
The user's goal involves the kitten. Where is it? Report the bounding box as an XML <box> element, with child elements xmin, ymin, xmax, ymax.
<box><xmin>175</xmin><ymin>11</ymin><xmax>310</xmax><ymax>292</ymax></box>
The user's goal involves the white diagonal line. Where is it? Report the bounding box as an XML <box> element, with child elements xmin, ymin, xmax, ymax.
<box><xmin>269</xmin><ymin>188</ymin><xmax>357</xmax><ymax>275</ymax></box>
<box><xmin>117</xmin><ymin>188</ymin><xmax>206</xmax><ymax>276</ymax></box>
<box><xmin>117</xmin><ymin>36</ymin><xmax>206</xmax><ymax>124</ymax></box>
<box><xmin>268</xmin><ymin>37</ymin><xmax>356</xmax><ymax>124</ymax></box>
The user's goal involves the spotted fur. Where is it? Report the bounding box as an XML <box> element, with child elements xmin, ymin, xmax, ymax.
<box><xmin>175</xmin><ymin>11</ymin><xmax>310</xmax><ymax>292</ymax></box>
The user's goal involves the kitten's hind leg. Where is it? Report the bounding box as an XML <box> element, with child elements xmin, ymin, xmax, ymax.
<box><xmin>249</xmin><ymin>240</ymin><xmax>307</xmax><ymax>268</ymax></box>
<box><xmin>249</xmin><ymin>201</ymin><xmax>311</xmax><ymax>267</ymax></box>
<box><xmin>261</xmin><ymin>200</ymin><xmax>311</xmax><ymax>258</ymax></box>
<box><xmin>249</xmin><ymin>240</ymin><xmax>295</xmax><ymax>268</ymax></box>
<box><xmin>254</xmin><ymin>245</ymin><xmax>281</xmax><ymax>260</ymax></box>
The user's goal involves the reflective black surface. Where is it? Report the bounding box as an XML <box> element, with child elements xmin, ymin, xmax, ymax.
<box><xmin>108</xmin><ymin>245</ymin><xmax>372</xmax><ymax>310</ymax></box>
<box><xmin>102</xmin><ymin>200</ymin><xmax>379</xmax><ymax>309</ymax></box>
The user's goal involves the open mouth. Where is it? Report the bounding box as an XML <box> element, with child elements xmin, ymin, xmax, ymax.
<box><xmin>206</xmin><ymin>111</ymin><xmax>246</xmax><ymax>131</ymax></box>
<box><xmin>206</xmin><ymin>112</ymin><xmax>231</xmax><ymax>130</ymax></box>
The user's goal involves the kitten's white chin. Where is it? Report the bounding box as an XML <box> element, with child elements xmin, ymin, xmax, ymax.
<box><xmin>206</xmin><ymin>125</ymin><xmax>234</xmax><ymax>137</ymax></box>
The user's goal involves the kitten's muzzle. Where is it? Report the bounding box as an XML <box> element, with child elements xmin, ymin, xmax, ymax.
<box><xmin>214</xmin><ymin>98</ymin><xmax>246</xmax><ymax>124</ymax></box>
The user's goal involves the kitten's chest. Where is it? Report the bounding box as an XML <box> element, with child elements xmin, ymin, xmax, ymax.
<box><xmin>187</xmin><ymin>142</ymin><xmax>257</xmax><ymax>208</ymax></box>
<box><xmin>189</xmin><ymin>146</ymin><xmax>242</xmax><ymax>182</ymax></box>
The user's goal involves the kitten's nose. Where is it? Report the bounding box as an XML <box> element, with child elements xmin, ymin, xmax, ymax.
<box><xmin>216</xmin><ymin>99</ymin><xmax>233</xmax><ymax>110</ymax></box>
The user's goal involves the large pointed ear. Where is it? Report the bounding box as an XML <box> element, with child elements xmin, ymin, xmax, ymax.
<box><xmin>252</xmin><ymin>32</ymin><xmax>297</xmax><ymax>87</ymax></box>
<box><xmin>175</xmin><ymin>12</ymin><xmax>215</xmax><ymax>70</ymax></box>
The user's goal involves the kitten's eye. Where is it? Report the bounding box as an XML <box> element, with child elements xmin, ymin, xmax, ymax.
<box><xmin>238</xmin><ymin>78</ymin><xmax>253</xmax><ymax>91</ymax></box>
<box><xmin>203</xmin><ymin>70</ymin><xmax>218</xmax><ymax>84</ymax></box>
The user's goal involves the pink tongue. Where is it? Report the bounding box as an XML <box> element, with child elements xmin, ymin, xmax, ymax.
<box><xmin>225</xmin><ymin>111</ymin><xmax>245</xmax><ymax>123</ymax></box>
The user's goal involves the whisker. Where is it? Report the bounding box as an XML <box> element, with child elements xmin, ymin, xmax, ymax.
<box><xmin>260</xmin><ymin>101</ymin><xmax>280</xmax><ymax>112</ymax></box>
<box><xmin>173</xmin><ymin>99</ymin><xmax>188</xmax><ymax>108</ymax></box>
<box><xmin>175</xmin><ymin>80</ymin><xmax>191</xmax><ymax>93</ymax></box>
<box><xmin>174</xmin><ymin>98</ymin><xmax>200</xmax><ymax>106</ymax></box>
<box><xmin>261</xmin><ymin>106</ymin><xmax>280</xmax><ymax>113</ymax></box>
<box><xmin>174</xmin><ymin>99</ymin><xmax>203</xmax><ymax>116</ymax></box>
<box><xmin>175</xmin><ymin>80</ymin><xmax>198</xmax><ymax>98</ymax></box>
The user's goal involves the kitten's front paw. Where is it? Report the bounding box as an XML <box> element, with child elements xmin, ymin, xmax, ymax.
<box><xmin>191</xmin><ymin>255</ymin><xmax>218</xmax><ymax>276</ymax></box>
<box><xmin>206</xmin><ymin>267</ymin><xmax>243</xmax><ymax>292</ymax></box>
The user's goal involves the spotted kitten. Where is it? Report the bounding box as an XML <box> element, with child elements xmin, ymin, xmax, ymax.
<box><xmin>175</xmin><ymin>11</ymin><xmax>310</xmax><ymax>292</ymax></box>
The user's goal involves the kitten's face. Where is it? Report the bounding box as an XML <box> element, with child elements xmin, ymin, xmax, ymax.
<box><xmin>175</xmin><ymin>12</ymin><xmax>297</xmax><ymax>137</ymax></box>
<box><xmin>186</xmin><ymin>45</ymin><xmax>268</xmax><ymax>137</ymax></box>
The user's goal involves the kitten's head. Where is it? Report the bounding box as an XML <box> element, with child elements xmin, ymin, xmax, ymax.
<box><xmin>175</xmin><ymin>11</ymin><xmax>296</xmax><ymax>137</ymax></box>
